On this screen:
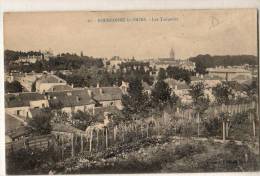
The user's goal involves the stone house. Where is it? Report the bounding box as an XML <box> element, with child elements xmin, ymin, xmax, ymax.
<box><xmin>35</xmin><ymin>73</ymin><xmax>67</xmax><ymax>93</ymax></box>
<box><xmin>5</xmin><ymin>92</ymin><xmax>49</xmax><ymax>119</ymax></box>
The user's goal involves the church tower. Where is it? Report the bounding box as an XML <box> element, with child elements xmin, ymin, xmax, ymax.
<box><xmin>170</xmin><ymin>48</ymin><xmax>175</xmax><ymax>60</ymax></box>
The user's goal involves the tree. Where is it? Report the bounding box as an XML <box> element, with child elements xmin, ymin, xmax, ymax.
<box><xmin>189</xmin><ymin>82</ymin><xmax>205</xmax><ymax>103</ymax></box>
<box><xmin>212</xmin><ymin>82</ymin><xmax>234</xmax><ymax>105</ymax></box>
<box><xmin>166</xmin><ymin>66</ymin><xmax>192</xmax><ymax>84</ymax></box>
<box><xmin>189</xmin><ymin>54</ymin><xmax>257</xmax><ymax>68</ymax></box>
<box><xmin>5</xmin><ymin>81</ymin><xmax>23</xmax><ymax>93</ymax></box>
<box><xmin>28</xmin><ymin>109</ymin><xmax>52</xmax><ymax>135</ymax></box>
<box><xmin>122</xmin><ymin>78</ymin><xmax>149</xmax><ymax>118</ymax></box>
<box><xmin>157</xmin><ymin>68</ymin><xmax>167</xmax><ymax>80</ymax></box>
<box><xmin>212</xmin><ymin>82</ymin><xmax>235</xmax><ymax>141</ymax></box>
<box><xmin>195</xmin><ymin>61</ymin><xmax>208</xmax><ymax>75</ymax></box>
<box><xmin>71</xmin><ymin>111</ymin><xmax>96</xmax><ymax>130</ymax></box>
<box><xmin>189</xmin><ymin>82</ymin><xmax>209</xmax><ymax>137</ymax></box>
<box><xmin>151</xmin><ymin>80</ymin><xmax>179</xmax><ymax>110</ymax></box>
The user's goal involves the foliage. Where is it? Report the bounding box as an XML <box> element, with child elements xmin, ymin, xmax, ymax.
<box><xmin>28</xmin><ymin>109</ymin><xmax>52</xmax><ymax>135</ymax></box>
<box><xmin>71</xmin><ymin>111</ymin><xmax>97</xmax><ymax>130</ymax></box>
<box><xmin>189</xmin><ymin>82</ymin><xmax>205</xmax><ymax>104</ymax></box>
<box><xmin>151</xmin><ymin>80</ymin><xmax>179</xmax><ymax>110</ymax></box>
<box><xmin>157</xmin><ymin>68</ymin><xmax>167</xmax><ymax>80</ymax></box>
<box><xmin>195</xmin><ymin>60</ymin><xmax>208</xmax><ymax>75</ymax></box>
<box><xmin>6</xmin><ymin>148</ymin><xmax>56</xmax><ymax>175</ymax></box>
<box><xmin>166</xmin><ymin>66</ymin><xmax>192</xmax><ymax>84</ymax></box>
<box><xmin>212</xmin><ymin>82</ymin><xmax>234</xmax><ymax>105</ymax></box>
<box><xmin>119</xmin><ymin>61</ymin><xmax>154</xmax><ymax>85</ymax></box>
<box><xmin>174</xmin><ymin>143</ymin><xmax>207</xmax><ymax>159</ymax></box>
<box><xmin>189</xmin><ymin>54</ymin><xmax>257</xmax><ymax>67</ymax></box>
<box><xmin>243</xmin><ymin>79</ymin><xmax>258</xmax><ymax>97</ymax></box>
<box><xmin>5</xmin><ymin>50</ymin><xmax>104</xmax><ymax>73</ymax></box>
<box><xmin>122</xmin><ymin>78</ymin><xmax>150</xmax><ymax>118</ymax></box>
<box><xmin>203</xmin><ymin>117</ymin><xmax>221</xmax><ymax>136</ymax></box>
<box><xmin>5</xmin><ymin>81</ymin><xmax>23</xmax><ymax>93</ymax></box>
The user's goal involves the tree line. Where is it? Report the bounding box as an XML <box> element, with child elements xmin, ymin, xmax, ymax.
<box><xmin>189</xmin><ymin>54</ymin><xmax>257</xmax><ymax>68</ymax></box>
<box><xmin>4</xmin><ymin>50</ymin><xmax>104</xmax><ymax>73</ymax></box>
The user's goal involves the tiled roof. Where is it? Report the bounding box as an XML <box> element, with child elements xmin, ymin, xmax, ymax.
<box><xmin>37</xmin><ymin>74</ymin><xmax>65</xmax><ymax>83</ymax></box>
<box><xmin>5</xmin><ymin>92</ymin><xmax>45</xmax><ymax>108</ymax></box>
<box><xmin>207</xmin><ymin>68</ymin><xmax>250</xmax><ymax>73</ymax></box>
<box><xmin>6</xmin><ymin>126</ymin><xmax>32</xmax><ymax>139</ymax></box>
<box><xmin>232</xmin><ymin>75</ymin><xmax>249</xmax><ymax>80</ymax></box>
<box><xmin>89</xmin><ymin>87</ymin><xmax>122</xmax><ymax>101</ymax></box>
<box><xmin>47</xmin><ymin>89</ymin><xmax>95</xmax><ymax>108</ymax></box>
<box><xmin>5</xmin><ymin>113</ymin><xmax>24</xmax><ymax>133</ymax></box>
<box><xmin>46</xmin><ymin>84</ymin><xmax>73</xmax><ymax>92</ymax></box>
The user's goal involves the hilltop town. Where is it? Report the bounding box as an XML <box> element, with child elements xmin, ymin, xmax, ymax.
<box><xmin>4</xmin><ymin>49</ymin><xmax>259</xmax><ymax>174</ymax></box>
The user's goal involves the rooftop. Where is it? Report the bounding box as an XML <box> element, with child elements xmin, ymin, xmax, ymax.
<box><xmin>47</xmin><ymin>84</ymin><xmax>73</xmax><ymax>92</ymax></box>
<box><xmin>47</xmin><ymin>89</ymin><xmax>95</xmax><ymax>108</ymax></box>
<box><xmin>5</xmin><ymin>92</ymin><xmax>45</xmax><ymax>108</ymax></box>
<box><xmin>89</xmin><ymin>87</ymin><xmax>123</xmax><ymax>101</ymax></box>
<box><xmin>37</xmin><ymin>74</ymin><xmax>66</xmax><ymax>84</ymax></box>
<box><xmin>207</xmin><ymin>68</ymin><xmax>251</xmax><ymax>73</ymax></box>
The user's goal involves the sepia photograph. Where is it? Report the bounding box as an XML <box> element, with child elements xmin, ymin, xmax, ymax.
<box><xmin>3</xmin><ymin>9</ymin><xmax>259</xmax><ymax>174</ymax></box>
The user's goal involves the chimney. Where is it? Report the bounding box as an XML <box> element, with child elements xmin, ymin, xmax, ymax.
<box><xmin>175</xmin><ymin>85</ymin><xmax>177</xmax><ymax>90</ymax></box>
<box><xmin>76</xmin><ymin>96</ymin><xmax>80</xmax><ymax>102</ymax></box>
<box><xmin>87</xmin><ymin>89</ymin><xmax>93</xmax><ymax>97</ymax></box>
<box><xmin>99</xmin><ymin>88</ymin><xmax>103</xmax><ymax>94</ymax></box>
<box><xmin>71</xmin><ymin>83</ymin><xmax>74</xmax><ymax>88</ymax></box>
<box><xmin>96</xmin><ymin>83</ymin><xmax>100</xmax><ymax>88</ymax></box>
<box><xmin>196</xmin><ymin>73</ymin><xmax>199</xmax><ymax>77</ymax></box>
<box><xmin>92</xmin><ymin>106</ymin><xmax>95</xmax><ymax>115</ymax></box>
<box><xmin>200</xmin><ymin>74</ymin><xmax>204</xmax><ymax>79</ymax></box>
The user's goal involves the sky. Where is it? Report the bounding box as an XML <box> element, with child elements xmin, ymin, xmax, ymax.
<box><xmin>4</xmin><ymin>9</ymin><xmax>258</xmax><ymax>59</ymax></box>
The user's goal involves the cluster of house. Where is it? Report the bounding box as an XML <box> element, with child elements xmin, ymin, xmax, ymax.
<box><xmin>5</xmin><ymin>73</ymin><xmax>124</xmax><ymax>119</ymax></box>
<box><xmin>13</xmin><ymin>49</ymin><xmax>54</xmax><ymax>65</ymax></box>
<box><xmin>5</xmin><ymin>72</ymin><xmax>125</xmax><ymax>142</ymax></box>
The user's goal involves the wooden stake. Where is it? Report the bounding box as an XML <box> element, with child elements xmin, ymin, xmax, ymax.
<box><xmin>89</xmin><ymin>130</ymin><xmax>93</xmax><ymax>152</ymax></box>
<box><xmin>114</xmin><ymin>126</ymin><xmax>117</xmax><ymax>141</ymax></box>
<box><xmin>141</xmin><ymin>123</ymin><xmax>143</xmax><ymax>138</ymax></box>
<box><xmin>61</xmin><ymin>135</ymin><xmax>64</xmax><ymax>160</ymax></box>
<box><xmin>226</xmin><ymin>122</ymin><xmax>229</xmax><ymax>137</ymax></box>
<box><xmin>146</xmin><ymin>124</ymin><xmax>149</xmax><ymax>138</ymax></box>
<box><xmin>223</xmin><ymin>121</ymin><xmax>226</xmax><ymax>142</ymax></box>
<box><xmin>197</xmin><ymin>113</ymin><xmax>200</xmax><ymax>137</ymax></box>
<box><xmin>80</xmin><ymin>134</ymin><xmax>83</xmax><ymax>153</ymax></box>
<box><xmin>96</xmin><ymin>130</ymin><xmax>99</xmax><ymax>150</ymax></box>
<box><xmin>105</xmin><ymin>128</ymin><xmax>108</xmax><ymax>149</ymax></box>
<box><xmin>71</xmin><ymin>134</ymin><xmax>74</xmax><ymax>157</ymax></box>
<box><xmin>253</xmin><ymin>120</ymin><xmax>256</xmax><ymax>137</ymax></box>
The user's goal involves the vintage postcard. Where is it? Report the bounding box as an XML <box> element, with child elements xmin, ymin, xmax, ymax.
<box><xmin>3</xmin><ymin>9</ymin><xmax>259</xmax><ymax>174</ymax></box>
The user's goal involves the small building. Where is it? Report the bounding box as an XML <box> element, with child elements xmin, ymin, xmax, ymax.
<box><xmin>35</xmin><ymin>73</ymin><xmax>67</xmax><ymax>93</ymax></box>
<box><xmin>47</xmin><ymin>89</ymin><xmax>96</xmax><ymax>116</ymax></box>
<box><xmin>207</xmin><ymin>67</ymin><xmax>252</xmax><ymax>81</ymax></box>
<box><xmin>88</xmin><ymin>86</ymin><xmax>123</xmax><ymax>110</ymax></box>
<box><xmin>15</xmin><ymin>55</ymin><xmax>43</xmax><ymax>64</ymax></box>
<box><xmin>5</xmin><ymin>92</ymin><xmax>49</xmax><ymax>119</ymax></box>
<box><xmin>46</xmin><ymin>84</ymin><xmax>73</xmax><ymax>92</ymax></box>
<box><xmin>6</xmin><ymin>126</ymin><xmax>32</xmax><ymax>142</ymax></box>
